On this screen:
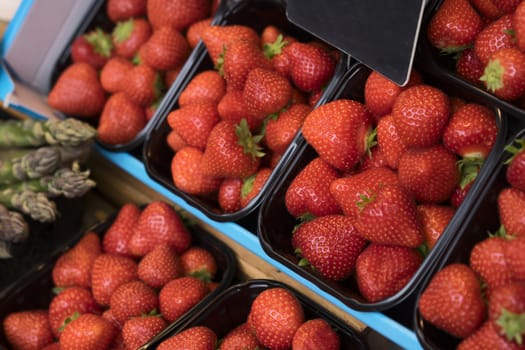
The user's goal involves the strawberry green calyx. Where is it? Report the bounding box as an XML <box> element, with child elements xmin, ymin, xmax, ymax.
<box><xmin>365</xmin><ymin>128</ymin><xmax>378</xmax><ymax>159</ymax></box>
<box><xmin>496</xmin><ymin>308</ymin><xmax>525</xmax><ymax>345</ymax></box>
<box><xmin>480</xmin><ymin>59</ymin><xmax>505</xmax><ymax>93</ymax></box>
<box><xmin>215</xmin><ymin>46</ymin><xmax>226</xmax><ymax>76</ymax></box>
<box><xmin>263</xmin><ymin>34</ymin><xmax>288</xmax><ymax>59</ymax></box>
<box><xmin>59</xmin><ymin>311</ymin><xmax>81</xmax><ymax>333</ymax></box>
<box><xmin>84</xmin><ymin>28</ymin><xmax>113</xmax><ymax>58</ymax></box>
<box><xmin>294</xmin><ymin>248</ymin><xmax>317</xmax><ymax>273</ymax></box>
<box><xmin>235</xmin><ymin>119</ymin><xmax>265</xmax><ymax>159</ymax></box>
<box><xmin>292</xmin><ymin>213</ymin><xmax>316</xmax><ymax>233</ymax></box>
<box><xmin>113</xmin><ymin>19</ymin><xmax>134</xmax><ymax>44</ymax></box>
<box><xmin>488</xmin><ymin>225</ymin><xmax>512</xmax><ymax>240</ymax></box>
<box><xmin>241</xmin><ymin>174</ymin><xmax>256</xmax><ymax>200</ymax></box>
<box><xmin>356</xmin><ymin>193</ymin><xmax>375</xmax><ymax>212</ymax></box>
<box><xmin>189</xmin><ymin>268</ymin><xmax>213</xmax><ymax>283</ymax></box>
<box><xmin>440</xmin><ymin>44</ymin><xmax>471</xmax><ymax>56</ymax></box>
<box><xmin>457</xmin><ymin>156</ymin><xmax>484</xmax><ymax>189</ymax></box>
<box><xmin>504</xmin><ymin>138</ymin><xmax>525</xmax><ymax>164</ymax></box>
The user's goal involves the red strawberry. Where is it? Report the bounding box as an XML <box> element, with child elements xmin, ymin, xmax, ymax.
<box><xmin>481</xmin><ymin>47</ymin><xmax>525</xmax><ymax>101</ymax></box>
<box><xmin>498</xmin><ymin>187</ymin><xmax>525</xmax><ymax>237</ymax></box>
<box><xmin>179</xmin><ymin>70</ymin><xmax>226</xmax><ymax>106</ymax></box>
<box><xmin>141</xmin><ymin>26</ymin><xmax>190</xmax><ymax>71</ymax></box>
<box><xmin>427</xmin><ymin>0</ymin><xmax>483</xmax><ymax>52</ymax></box>
<box><xmin>201</xmin><ymin>120</ymin><xmax>263</xmax><ymax>178</ymax></box>
<box><xmin>514</xmin><ymin>2</ymin><xmax>525</xmax><ymax>51</ymax></box>
<box><xmin>239</xmin><ymin>167</ymin><xmax>272</xmax><ymax>208</ymax></box>
<box><xmin>291</xmin><ymin>215</ymin><xmax>367</xmax><ymax>280</ymax></box>
<box><xmin>90</xmin><ymin>253</ymin><xmax>138</xmax><ymax>306</ymax></box>
<box><xmin>164</xmin><ymin>65</ymin><xmax>183</xmax><ymax>87</ymax></box>
<box><xmin>287</xmin><ymin>41</ymin><xmax>336</xmax><ymax>92</ymax></box>
<box><xmin>302</xmin><ymin>99</ymin><xmax>373</xmax><ymax>171</ymax></box>
<box><xmin>264</xmin><ymin>103</ymin><xmax>312</xmax><ymax>154</ymax></box>
<box><xmin>52</xmin><ymin>232</ymin><xmax>102</xmax><ymax>288</ymax></box>
<box><xmin>48</xmin><ymin>287</ymin><xmax>100</xmax><ymax>338</ymax></box>
<box><xmin>356</xmin><ymin>244</ymin><xmax>422</xmax><ymax>302</ymax></box>
<box><xmin>474</xmin><ymin>15</ymin><xmax>516</xmax><ymax>66</ymax></box>
<box><xmin>101</xmin><ymin>308</ymin><xmax>122</xmax><ymax>330</ymax></box>
<box><xmin>157</xmin><ymin>326</ymin><xmax>217</xmax><ymax>350</ymax></box>
<box><xmin>458</xmin><ymin>321</ymin><xmax>524</xmax><ymax>350</ymax></box>
<box><xmin>41</xmin><ymin>343</ymin><xmax>60</xmax><ymax>350</ymax></box>
<box><xmin>470</xmin><ymin>0</ymin><xmax>504</xmax><ymax>19</ymax></box>
<box><xmin>359</xmin><ymin>146</ymin><xmax>390</xmax><ymax>171</ymax></box>
<box><xmin>417</xmin><ymin>204</ymin><xmax>455</xmax><ymax>250</ymax></box>
<box><xmin>112</xmin><ymin>18</ymin><xmax>152</xmax><ymax>59</ymax></box>
<box><xmin>492</xmin><ymin>0</ymin><xmax>521</xmax><ymax>13</ymax></box>
<box><xmin>186</xmin><ymin>18</ymin><xmax>213</xmax><ymax>49</ymax></box>
<box><xmin>71</xmin><ymin>29</ymin><xmax>114</xmax><ymax>69</ymax></box>
<box><xmin>166</xmin><ymin>129</ymin><xmax>188</xmax><ymax>152</ymax></box>
<box><xmin>158</xmin><ymin>276</ymin><xmax>209</xmax><ymax>322</ymax></box>
<box><xmin>97</xmin><ymin>92</ymin><xmax>147</xmax><ymax>145</ymax></box>
<box><xmin>59</xmin><ymin>313</ymin><xmax>116</xmax><ymax>350</ymax></box>
<box><xmin>506</xmin><ymin>138</ymin><xmax>525</xmax><ymax>191</ymax></box>
<box><xmin>292</xmin><ymin>318</ymin><xmax>341</xmax><ymax>350</ymax></box>
<box><xmin>419</xmin><ymin>263</ymin><xmax>486</xmax><ymax>339</ymax></box>
<box><xmin>100</xmin><ymin>56</ymin><xmax>133</xmax><ymax>93</ymax></box>
<box><xmin>201</xmin><ymin>25</ymin><xmax>260</xmax><ymax>65</ymax></box>
<box><xmin>248</xmin><ymin>287</ymin><xmax>305</xmax><ymax>349</ymax></box>
<box><xmin>217</xmin><ymin>91</ymin><xmax>260</xmax><ymax>130</ymax></box>
<box><xmin>167</xmin><ymin>103</ymin><xmax>220</xmax><ymax>150</ymax></box>
<box><xmin>443</xmin><ymin>103</ymin><xmax>498</xmax><ymax>159</ymax></box>
<box><xmin>376</xmin><ymin>114</ymin><xmax>408</xmax><ymax>169</ymax></box>
<box><xmin>180</xmin><ymin>246</ymin><xmax>218</xmax><ymax>282</ymax></box>
<box><xmin>3</xmin><ymin>310</ymin><xmax>54</xmax><ymax>350</ymax></box>
<box><xmin>285</xmin><ymin>157</ymin><xmax>342</xmax><ymax>218</ymax></box>
<box><xmin>364</xmin><ymin>70</ymin><xmax>422</xmax><ymax>120</ymax></box>
<box><xmin>398</xmin><ymin>145</ymin><xmax>460</xmax><ymax>203</ymax></box>
<box><xmin>488</xmin><ymin>282</ymin><xmax>525</xmax><ymax>344</ymax></box>
<box><xmin>121</xmin><ymin>314</ymin><xmax>168</xmax><ymax>350</ymax></box>
<box><xmin>451</xmin><ymin>179</ymin><xmax>474</xmax><ymax>208</ymax></box>
<box><xmin>218</xmin><ymin>177</ymin><xmax>243</xmax><ymax>213</ymax></box>
<box><xmin>392</xmin><ymin>84</ymin><xmax>450</xmax><ymax>148</ymax></box>
<box><xmin>102</xmin><ymin>203</ymin><xmax>141</xmax><ymax>257</ymax></box>
<box><xmin>171</xmin><ymin>146</ymin><xmax>222</xmax><ymax>195</ymax></box>
<box><xmin>456</xmin><ymin>48</ymin><xmax>485</xmax><ymax>86</ymax></box>
<box><xmin>329</xmin><ymin>167</ymin><xmax>399</xmax><ymax>219</ymax></box>
<box><xmin>138</xmin><ymin>243</ymin><xmax>184</xmax><ymax>288</ymax></box>
<box><xmin>121</xmin><ymin>64</ymin><xmax>163</xmax><ymax>107</ymax></box>
<box><xmin>106</xmin><ymin>0</ymin><xmax>146</xmax><ymax>23</ymax></box>
<box><xmin>218</xmin><ymin>323</ymin><xmax>261</xmax><ymax>350</ymax></box>
<box><xmin>505</xmin><ymin>236</ymin><xmax>525</xmax><ymax>281</ymax></box>
<box><xmin>109</xmin><ymin>280</ymin><xmax>159</xmax><ymax>324</ymax></box>
<box><xmin>147</xmin><ymin>0</ymin><xmax>210</xmax><ymax>31</ymax></box>
<box><xmin>48</xmin><ymin>62</ymin><xmax>106</xmax><ymax>118</ymax></box>
<box><xmin>354</xmin><ymin>184</ymin><xmax>423</xmax><ymax>247</ymax></box>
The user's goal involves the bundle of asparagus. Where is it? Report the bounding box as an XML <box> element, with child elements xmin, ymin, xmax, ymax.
<box><xmin>0</xmin><ymin>118</ymin><xmax>97</xmax><ymax>257</ymax></box>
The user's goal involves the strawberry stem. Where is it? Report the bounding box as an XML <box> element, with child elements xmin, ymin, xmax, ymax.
<box><xmin>235</xmin><ymin>119</ymin><xmax>265</xmax><ymax>159</ymax></box>
<box><xmin>84</xmin><ymin>28</ymin><xmax>113</xmax><ymax>58</ymax></box>
<box><xmin>457</xmin><ymin>157</ymin><xmax>484</xmax><ymax>189</ymax></box>
<box><xmin>263</xmin><ymin>34</ymin><xmax>288</xmax><ymax>59</ymax></box>
<box><xmin>112</xmin><ymin>19</ymin><xmax>134</xmax><ymax>44</ymax></box>
<box><xmin>241</xmin><ymin>174</ymin><xmax>256</xmax><ymax>199</ymax></box>
<box><xmin>189</xmin><ymin>268</ymin><xmax>213</xmax><ymax>283</ymax></box>
<box><xmin>215</xmin><ymin>46</ymin><xmax>226</xmax><ymax>76</ymax></box>
<box><xmin>496</xmin><ymin>309</ymin><xmax>525</xmax><ymax>345</ymax></box>
<box><xmin>365</xmin><ymin>128</ymin><xmax>378</xmax><ymax>159</ymax></box>
<box><xmin>480</xmin><ymin>59</ymin><xmax>505</xmax><ymax>93</ymax></box>
<box><xmin>440</xmin><ymin>45</ymin><xmax>471</xmax><ymax>56</ymax></box>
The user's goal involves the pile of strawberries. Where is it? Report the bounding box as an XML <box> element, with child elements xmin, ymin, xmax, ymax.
<box><xmin>281</xmin><ymin>67</ymin><xmax>499</xmax><ymax>303</ymax></box>
<box><xmin>163</xmin><ymin>22</ymin><xmax>338</xmax><ymax>214</ymax></box>
<box><xmin>47</xmin><ymin>0</ymin><xmax>220</xmax><ymax>146</ymax></box>
<box><xmin>418</xmin><ymin>136</ymin><xmax>525</xmax><ymax>349</ymax></box>
<box><xmin>2</xmin><ymin>201</ymin><xmax>222</xmax><ymax>350</ymax></box>
<box><xmin>427</xmin><ymin>0</ymin><xmax>525</xmax><ymax>106</ymax></box>
<box><xmin>156</xmin><ymin>287</ymin><xmax>341</xmax><ymax>350</ymax></box>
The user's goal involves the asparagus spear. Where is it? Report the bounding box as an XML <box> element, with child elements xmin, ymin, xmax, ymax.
<box><xmin>0</xmin><ymin>204</ymin><xmax>29</xmax><ymax>242</ymax></box>
<box><xmin>0</xmin><ymin>189</ymin><xmax>57</xmax><ymax>223</ymax></box>
<box><xmin>0</xmin><ymin>240</ymin><xmax>13</xmax><ymax>259</ymax></box>
<box><xmin>0</xmin><ymin>118</ymin><xmax>97</xmax><ymax>148</ymax></box>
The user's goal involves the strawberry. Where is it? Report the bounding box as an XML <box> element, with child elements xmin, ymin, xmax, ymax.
<box><xmin>121</xmin><ymin>64</ymin><xmax>163</xmax><ymax>107</ymax></box>
<box><xmin>302</xmin><ymin>99</ymin><xmax>373</xmax><ymax>171</ymax></box>
<box><xmin>292</xmin><ymin>318</ymin><xmax>341</xmax><ymax>350</ymax></box>
<box><xmin>109</xmin><ymin>280</ymin><xmax>159</xmax><ymax>324</ymax></box>
<box><xmin>121</xmin><ymin>314</ymin><xmax>168</xmax><ymax>350</ymax></box>
<box><xmin>106</xmin><ymin>0</ymin><xmax>146</xmax><ymax>23</ymax></box>
<box><xmin>505</xmin><ymin>236</ymin><xmax>525</xmax><ymax>281</ymax></box>
<box><xmin>248</xmin><ymin>287</ymin><xmax>305</xmax><ymax>349</ymax></box>
<box><xmin>451</xmin><ymin>179</ymin><xmax>474</xmax><ymax>208</ymax></box>
<box><xmin>3</xmin><ymin>310</ymin><xmax>54</xmax><ymax>350</ymax></box>
<box><xmin>138</xmin><ymin>243</ymin><xmax>184</xmax><ymax>288</ymax></box>
<box><xmin>218</xmin><ymin>177</ymin><xmax>243</xmax><ymax>213</ymax></box>
<box><xmin>71</xmin><ymin>29</ymin><xmax>114</xmax><ymax>69</ymax></box>
<box><xmin>506</xmin><ymin>138</ymin><xmax>525</xmax><ymax>191</ymax></box>
<box><xmin>398</xmin><ymin>145</ymin><xmax>460</xmax><ymax>203</ymax></box>
<box><xmin>41</xmin><ymin>343</ymin><xmax>60</xmax><ymax>350</ymax></box>
<box><xmin>474</xmin><ymin>15</ymin><xmax>516</xmax><ymax>66</ymax></box>
<box><xmin>354</xmin><ymin>183</ymin><xmax>423</xmax><ymax>247</ymax></box>
<box><xmin>101</xmin><ymin>308</ymin><xmax>123</xmax><ymax>330</ymax></box>
<box><xmin>242</xmin><ymin>67</ymin><xmax>292</xmax><ymax>121</ymax></box>
<box><xmin>147</xmin><ymin>0</ymin><xmax>210</xmax><ymax>31</ymax></box>
<box><xmin>355</xmin><ymin>244</ymin><xmax>422</xmax><ymax>302</ymax></box>
<box><xmin>186</xmin><ymin>18</ymin><xmax>213</xmax><ymax>49</ymax></box>
<box><xmin>112</xmin><ymin>18</ymin><xmax>152</xmax><ymax>59</ymax></box>
<box><xmin>180</xmin><ymin>246</ymin><xmax>218</xmax><ymax>282</ymax></box>
<box><xmin>90</xmin><ymin>253</ymin><xmax>138</xmax><ymax>306</ymax></box>
<box><xmin>498</xmin><ymin>187</ymin><xmax>525</xmax><ymax>237</ymax></box>
<box><xmin>102</xmin><ymin>203</ymin><xmax>141</xmax><ymax>257</ymax></box>
<box><xmin>264</xmin><ymin>103</ymin><xmax>312</xmax><ymax>154</ymax></box>
<box><xmin>48</xmin><ymin>62</ymin><xmax>106</xmax><ymax>118</ymax></box>
<box><xmin>100</xmin><ymin>56</ymin><xmax>133</xmax><ymax>93</ymax></box>
<box><xmin>443</xmin><ymin>103</ymin><xmax>498</xmax><ymax>159</ymax></box>
<box><xmin>514</xmin><ymin>2</ymin><xmax>525</xmax><ymax>51</ymax></box>
<box><xmin>492</xmin><ymin>0</ymin><xmax>522</xmax><ymax>13</ymax></box>
<box><xmin>97</xmin><ymin>92</ymin><xmax>147</xmax><ymax>145</ymax></box>
<box><xmin>481</xmin><ymin>48</ymin><xmax>525</xmax><ymax>101</ymax></box>
<box><xmin>457</xmin><ymin>321</ymin><xmax>524</xmax><ymax>350</ymax></box>
<box><xmin>164</xmin><ymin>65</ymin><xmax>183</xmax><ymax>87</ymax></box>
<box><xmin>179</xmin><ymin>70</ymin><xmax>226</xmax><ymax>106</ymax></box>
<box><xmin>376</xmin><ymin>114</ymin><xmax>408</xmax><ymax>169</ymax></box>
<box><xmin>52</xmin><ymin>231</ymin><xmax>101</xmax><ymax>288</ymax></box>
<box><xmin>470</xmin><ymin>0</ymin><xmax>504</xmax><ymax>19</ymax></box>
<box><xmin>329</xmin><ymin>167</ymin><xmax>399</xmax><ymax>219</ymax></box>
<box><xmin>59</xmin><ymin>313</ymin><xmax>116</xmax><ymax>350</ymax></box>
<box><xmin>217</xmin><ymin>91</ymin><xmax>260</xmax><ymax>130</ymax></box>
<box><xmin>456</xmin><ymin>48</ymin><xmax>485</xmax><ymax>86</ymax></box>
<box><xmin>167</xmin><ymin>103</ymin><xmax>220</xmax><ymax>150</ymax></box>
<box><xmin>488</xmin><ymin>282</ymin><xmax>525</xmax><ymax>344</ymax></box>
<box><xmin>157</xmin><ymin>326</ymin><xmax>217</xmax><ymax>350</ymax></box>
<box><xmin>166</xmin><ymin>129</ymin><xmax>188</xmax><ymax>152</ymax></box>
<box><xmin>141</xmin><ymin>26</ymin><xmax>191</xmax><ymax>71</ymax></box>
<box><xmin>419</xmin><ymin>263</ymin><xmax>486</xmax><ymax>338</ymax></box>
<box><xmin>287</xmin><ymin>41</ymin><xmax>336</xmax><ymax>92</ymax></box>
<box><xmin>201</xmin><ymin>120</ymin><xmax>263</xmax><ymax>178</ymax></box>
<box><xmin>417</xmin><ymin>204</ymin><xmax>455</xmax><ymax>250</ymax></box>
<box><xmin>48</xmin><ymin>287</ymin><xmax>100</xmax><ymax>338</ymax></box>
<box><xmin>392</xmin><ymin>84</ymin><xmax>450</xmax><ymax>148</ymax></box>
<box><xmin>171</xmin><ymin>146</ymin><xmax>222</xmax><ymax>195</ymax></box>
<box><xmin>359</xmin><ymin>146</ymin><xmax>390</xmax><ymax>171</ymax></box>
<box><xmin>128</xmin><ymin>201</ymin><xmax>192</xmax><ymax>256</ymax></box>
<box><xmin>218</xmin><ymin>323</ymin><xmax>261</xmax><ymax>350</ymax></box>
<box><xmin>450</xmin><ymin>96</ymin><xmax>467</xmax><ymax>113</ymax></box>
<box><xmin>291</xmin><ymin>215</ymin><xmax>367</xmax><ymax>281</ymax></box>
<box><xmin>364</xmin><ymin>70</ymin><xmax>422</xmax><ymax>120</ymax></box>
<box><xmin>240</xmin><ymin>168</ymin><xmax>271</xmax><ymax>209</ymax></box>
<box><xmin>201</xmin><ymin>25</ymin><xmax>260</xmax><ymax>65</ymax></box>
<box><xmin>158</xmin><ymin>276</ymin><xmax>209</xmax><ymax>322</ymax></box>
